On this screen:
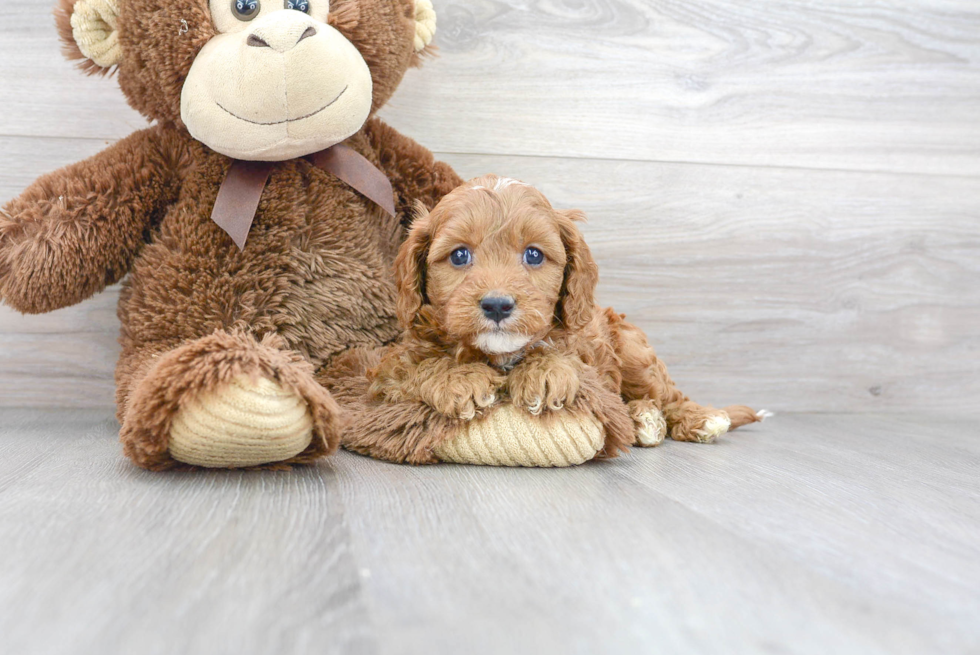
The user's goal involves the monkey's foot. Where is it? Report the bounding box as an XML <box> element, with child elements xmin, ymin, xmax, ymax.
<box><xmin>169</xmin><ymin>376</ymin><xmax>314</xmax><ymax>468</ymax></box>
<box><xmin>120</xmin><ymin>331</ymin><xmax>342</xmax><ymax>470</ymax></box>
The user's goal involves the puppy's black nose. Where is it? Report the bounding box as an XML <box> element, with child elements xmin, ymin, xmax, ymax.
<box><xmin>481</xmin><ymin>296</ymin><xmax>515</xmax><ymax>323</ymax></box>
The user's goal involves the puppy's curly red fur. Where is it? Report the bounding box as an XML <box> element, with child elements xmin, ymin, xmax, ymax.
<box><xmin>349</xmin><ymin>175</ymin><xmax>761</xmax><ymax>461</ymax></box>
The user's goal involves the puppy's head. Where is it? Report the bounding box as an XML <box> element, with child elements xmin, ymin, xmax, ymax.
<box><xmin>395</xmin><ymin>175</ymin><xmax>598</xmax><ymax>357</ymax></box>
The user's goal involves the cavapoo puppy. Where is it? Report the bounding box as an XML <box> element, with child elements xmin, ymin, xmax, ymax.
<box><xmin>350</xmin><ymin>175</ymin><xmax>763</xmax><ymax>457</ymax></box>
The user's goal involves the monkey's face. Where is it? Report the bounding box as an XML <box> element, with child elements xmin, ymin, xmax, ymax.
<box><xmin>58</xmin><ymin>0</ymin><xmax>433</xmax><ymax>161</ymax></box>
<box><xmin>181</xmin><ymin>1</ymin><xmax>373</xmax><ymax>160</ymax></box>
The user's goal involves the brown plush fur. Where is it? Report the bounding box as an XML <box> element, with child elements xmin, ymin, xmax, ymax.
<box><xmin>344</xmin><ymin>176</ymin><xmax>760</xmax><ymax>463</ymax></box>
<box><xmin>2</xmin><ymin>0</ymin><xmax>462</xmax><ymax>469</ymax></box>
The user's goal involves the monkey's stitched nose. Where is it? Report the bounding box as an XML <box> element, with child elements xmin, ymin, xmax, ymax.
<box><xmin>248</xmin><ymin>24</ymin><xmax>318</xmax><ymax>52</ymax></box>
<box><xmin>247</xmin><ymin>34</ymin><xmax>271</xmax><ymax>48</ymax></box>
<box><xmin>481</xmin><ymin>296</ymin><xmax>515</xmax><ymax>323</ymax></box>
<box><xmin>298</xmin><ymin>26</ymin><xmax>317</xmax><ymax>44</ymax></box>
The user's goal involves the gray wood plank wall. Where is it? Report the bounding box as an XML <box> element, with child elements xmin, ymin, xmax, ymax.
<box><xmin>1</xmin><ymin>1</ymin><xmax>978</xmax><ymax>413</ymax></box>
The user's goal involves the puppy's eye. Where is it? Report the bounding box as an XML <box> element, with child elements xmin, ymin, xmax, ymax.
<box><xmin>284</xmin><ymin>0</ymin><xmax>309</xmax><ymax>11</ymax></box>
<box><xmin>232</xmin><ymin>0</ymin><xmax>260</xmax><ymax>20</ymax></box>
<box><xmin>523</xmin><ymin>247</ymin><xmax>545</xmax><ymax>267</ymax></box>
<box><xmin>450</xmin><ymin>247</ymin><xmax>472</xmax><ymax>267</ymax></box>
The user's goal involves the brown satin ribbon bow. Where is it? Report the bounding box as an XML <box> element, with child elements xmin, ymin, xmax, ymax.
<box><xmin>210</xmin><ymin>143</ymin><xmax>396</xmax><ymax>251</ymax></box>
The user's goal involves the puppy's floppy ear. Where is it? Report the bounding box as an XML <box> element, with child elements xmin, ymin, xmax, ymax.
<box><xmin>555</xmin><ymin>210</ymin><xmax>599</xmax><ymax>332</ymax></box>
<box><xmin>394</xmin><ymin>206</ymin><xmax>433</xmax><ymax>330</ymax></box>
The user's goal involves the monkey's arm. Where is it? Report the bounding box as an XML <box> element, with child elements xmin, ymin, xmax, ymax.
<box><xmin>364</xmin><ymin>118</ymin><xmax>464</xmax><ymax>224</ymax></box>
<box><xmin>0</xmin><ymin>126</ymin><xmax>178</xmax><ymax>314</ymax></box>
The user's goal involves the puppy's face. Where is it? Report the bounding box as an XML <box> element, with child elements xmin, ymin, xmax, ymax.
<box><xmin>396</xmin><ymin>176</ymin><xmax>598</xmax><ymax>357</ymax></box>
<box><xmin>427</xmin><ymin>186</ymin><xmax>567</xmax><ymax>355</ymax></box>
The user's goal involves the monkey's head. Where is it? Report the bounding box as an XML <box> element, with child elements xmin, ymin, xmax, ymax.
<box><xmin>57</xmin><ymin>0</ymin><xmax>436</xmax><ymax>160</ymax></box>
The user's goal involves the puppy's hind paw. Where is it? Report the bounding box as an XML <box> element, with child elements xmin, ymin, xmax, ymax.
<box><xmin>669</xmin><ymin>409</ymin><xmax>733</xmax><ymax>444</ymax></box>
<box><xmin>629</xmin><ymin>400</ymin><xmax>667</xmax><ymax>447</ymax></box>
<box><xmin>693</xmin><ymin>413</ymin><xmax>731</xmax><ymax>443</ymax></box>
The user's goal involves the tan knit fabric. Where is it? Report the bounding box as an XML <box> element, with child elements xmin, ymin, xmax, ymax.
<box><xmin>70</xmin><ymin>0</ymin><xmax>122</xmax><ymax>68</ymax></box>
<box><xmin>169</xmin><ymin>376</ymin><xmax>314</xmax><ymax>468</ymax></box>
<box><xmin>433</xmin><ymin>404</ymin><xmax>605</xmax><ymax>467</ymax></box>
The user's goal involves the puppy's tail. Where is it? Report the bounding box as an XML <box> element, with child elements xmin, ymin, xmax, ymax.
<box><xmin>723</xmin><ymin>405</ymin><xmax>773</xmax><ymax>430</ymax></box>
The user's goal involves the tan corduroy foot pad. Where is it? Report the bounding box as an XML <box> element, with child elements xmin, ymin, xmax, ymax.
<box><xmin>433</xmin><ymin>404</ymin><xmax>605</xmax><ymax>467</ymax></box>
<box><xmin>169</xmin><ymin>375</ymin><xmax>314</xmax><ymax>468</ymax></box>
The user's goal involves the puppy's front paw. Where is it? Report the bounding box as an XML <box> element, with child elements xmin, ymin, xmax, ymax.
<box><xmin>508</xmin><ymin>355</ymin><xmax>581</xmax><ymax>416</ymax></box>
<box><xmin>418</xmin><ymin>365</ymin><xmax>503</xmax><ymax>420</ymax></box>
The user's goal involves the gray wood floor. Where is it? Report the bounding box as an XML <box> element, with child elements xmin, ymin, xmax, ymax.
<box><xmin>1</xmin><ymin>409</ymin><xmax>977</xmax><ymax>655</ymax></box>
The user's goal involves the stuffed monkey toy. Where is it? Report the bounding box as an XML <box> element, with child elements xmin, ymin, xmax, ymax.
<box><xmin>0</xmin><ymin>0</ymin><xmax>464</xmax><ymax>469</ymax></box>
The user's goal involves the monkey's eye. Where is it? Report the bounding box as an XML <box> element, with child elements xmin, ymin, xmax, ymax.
<box><xmin>232</xmin><ymin>0</ymin><xmax>260</xmax><ymax>20</ymax></box>
<box><xmin>450</xmin><ymin>247</ymin><xmax>472</xmax><ymax>268</ymax></box>
<box><xmin>285</xmin><ymin>0</ymin><xmax>310</xmax><ymax>11</ymax></box>
<box><xmin>523</xmin><ymin>247</ymin><xmax>545</xmax><ymax>267</ymax></box>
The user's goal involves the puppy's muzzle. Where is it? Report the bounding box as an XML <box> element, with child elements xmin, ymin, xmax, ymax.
<box><xmin>480</xmin><ymin>295</ymin><xmax>515</xmax><ymax>324</ymax></box>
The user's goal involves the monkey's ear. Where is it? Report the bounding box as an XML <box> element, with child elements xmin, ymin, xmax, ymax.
<box><xmin>413</xmin><ymin>0</ymin><xmax>437</xmax><ymax>53</ymax></box>
<box><xmin>56</xmin><ymin>0</ymin><xmax>123</xmax><ymax>75</ymax></box>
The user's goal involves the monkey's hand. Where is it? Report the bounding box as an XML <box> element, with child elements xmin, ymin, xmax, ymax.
<box><xmin>0</xmin><ymin>127</ymin><xmax>176</xmax><ymax>314</ymax></box>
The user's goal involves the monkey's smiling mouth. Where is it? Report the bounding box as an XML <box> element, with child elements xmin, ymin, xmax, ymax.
<box><xmin>216</xmin><ymin>85</ymin><xmax>348</xmax><ymax>126</ymax></box>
